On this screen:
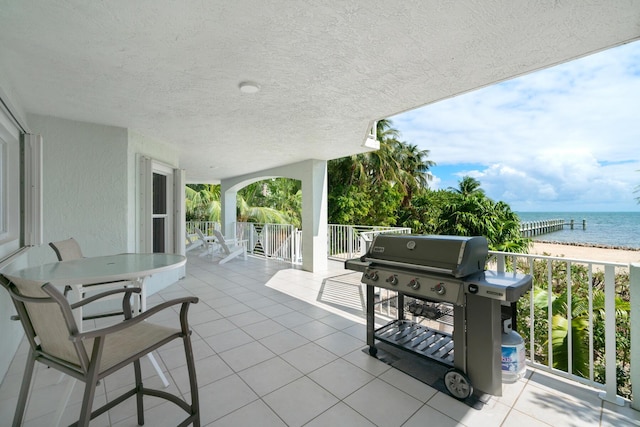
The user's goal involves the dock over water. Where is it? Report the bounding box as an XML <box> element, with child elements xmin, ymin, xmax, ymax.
<box><xmin>520</xmin><ymin>219</ymin><xmax>586</xmax><ymax>237</ymax></box>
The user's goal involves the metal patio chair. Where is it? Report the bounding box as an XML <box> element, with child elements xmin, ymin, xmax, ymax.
<box><xmin>49</xmin><ymin>238</ymin><xmax>133</xmax><ymax>320</ymax></box>
<box><xmin>0</xmin><ymin>273</ymin><xmax>200</xmax><ymax>427</ymax></box>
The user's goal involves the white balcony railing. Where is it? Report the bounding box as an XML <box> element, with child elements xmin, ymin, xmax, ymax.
<box><xmin>327</xmin><ymin>224</ymin><xmax>411</xmax><ymax>261</ymax></box>
<box><xmin>489</xmin><ymin>250</ymin><xmax>634</xmax><ymax>406</ymax></box>
<box><xmin>185</xmin><ymin>220</ymin><xmax>219</xmax><ymax>236</ymax></box>
<box><xmin>236</xmin><ymin>222</ymin><xmax>302</xmax><ymax>265</ymax></box>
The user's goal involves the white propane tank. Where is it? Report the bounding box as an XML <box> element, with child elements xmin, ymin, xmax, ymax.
<box><xmin>501</xmin><ymin>318</ymin><xmax>526</xmax><ymax>383</ymax></box>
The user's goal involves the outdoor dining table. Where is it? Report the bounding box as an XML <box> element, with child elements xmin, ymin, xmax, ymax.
<box><xmin>11</xmin><ymin>252</ymin><xmax>186</xmax><ymax>310</ymax></box>
<box><xmin>9</xmin><ymin>253</ymin><xmax>186</xmax><ymax>388</ymax></box>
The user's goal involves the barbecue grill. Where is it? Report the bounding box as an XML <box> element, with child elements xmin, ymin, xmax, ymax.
<box><xmin>345</xmin><ymin>234</ymin><xmax>532</xmax><ymax>399</ymax></box>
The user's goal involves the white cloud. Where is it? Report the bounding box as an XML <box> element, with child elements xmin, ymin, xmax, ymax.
<box><xmin>392</xmin><ymin>41</ymin><xmax>640</xmax><ymax>211</ymax></box>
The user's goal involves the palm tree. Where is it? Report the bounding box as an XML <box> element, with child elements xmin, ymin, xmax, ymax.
<box><xmin>186</xmin><ymin>182</ymin><xmax>296</xmax><ymax>225</ymax></box>
<box><xmin>185</xmin><ymin>185</ymin><xmax>220</xmax><ymax>221</ymax></box>
<box><xmin>450</xmin><ymin>176</ymin><xmax>484</xmax><ymax>197</ymax></box>
<box><xmin>395</xmin><ymin>142</ymin><xmax>435</xmax><ymax>206</ymax></box>
<box><xmin>437</xmin><ymin>181</ymin><xmax>528</xmax><ymax>252</ymax></box>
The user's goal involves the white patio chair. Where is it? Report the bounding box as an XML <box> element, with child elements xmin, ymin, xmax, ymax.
<box><xmin>194</xmin><ymin>227</ymin><xmax>217</xmax><ymax>257</ymax></box>
<box><xmin>210</xmin><ymin>229</ymin><xmax>247</xmax><ymax>264</ymax></box>
<box><xmin>185</xmin><ymin>231</ymin><xmax>204</xmax><ymax>252</ymax></box>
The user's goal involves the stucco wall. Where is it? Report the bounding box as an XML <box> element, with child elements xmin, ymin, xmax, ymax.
<box><xmin>24</xmin><ymin>114</ymin><xmax>129</xmax><ymax>265</ymax></box>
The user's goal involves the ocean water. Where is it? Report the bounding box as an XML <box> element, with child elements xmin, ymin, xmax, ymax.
<box><xmin>516</xmin><ymin>212</ymin><xmax>640</xmax><ymax>249</ymax></box>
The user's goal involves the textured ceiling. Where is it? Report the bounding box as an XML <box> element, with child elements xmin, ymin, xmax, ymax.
<box><xmin>1</xmin><ymin>1</ymin><xmax>639</xmax><ymax>182</ymax></box>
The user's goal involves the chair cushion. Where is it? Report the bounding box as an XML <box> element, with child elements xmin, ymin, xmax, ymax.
<box><xmin>96</xmin><ymin>322</ymin><xmax>180</xmax><ymax>373</ymax></box>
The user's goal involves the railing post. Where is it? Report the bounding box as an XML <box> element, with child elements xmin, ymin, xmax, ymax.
<box><xmin>631</xmin><ymin>264</ymin><xmax>640</xmax><ymax>410</ymax></box>
<box><xmin>495</xmin><ymin>253</ymin><xmax>505</xmax><ymax>273</ymax></box>
<box><xmin>599</xmin><ymin>265</ymin><xmax>624</xmax><ymax>405</ymax></box>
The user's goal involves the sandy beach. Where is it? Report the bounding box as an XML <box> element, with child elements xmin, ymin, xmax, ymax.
<box><xmin>530</xmin><ymin>241</ymin><xmax>640</xmax><ymax>264</ymax></box>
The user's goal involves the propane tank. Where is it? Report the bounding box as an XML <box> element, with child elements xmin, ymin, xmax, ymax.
<box><xmin>501</xmin><ymin>317</ymin><xmax>526</xmax><ymax>383</ymax></box>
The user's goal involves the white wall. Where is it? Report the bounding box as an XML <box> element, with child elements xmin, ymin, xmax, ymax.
<box><xmin>24</xmin><ymin>114</ymin><xmax>129</xmax><ymax>265</ymax></box>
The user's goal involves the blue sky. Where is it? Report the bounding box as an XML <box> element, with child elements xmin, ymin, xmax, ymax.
<box><xmin>390</xmin><ymin>40</ymin><xmax>640</xmax><ymax>212</ymax></box>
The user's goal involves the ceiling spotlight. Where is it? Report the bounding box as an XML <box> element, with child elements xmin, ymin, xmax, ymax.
<box><xmin>239</xmin><ymin>81</ymin><xmax>260</xmax><ymax>94</ymax></box>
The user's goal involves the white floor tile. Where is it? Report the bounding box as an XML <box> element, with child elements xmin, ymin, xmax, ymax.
<box><xmin>401</xmin><ymin>404</ymin><xmax>462</xmax><ymax>427</ymax></box>
<box><xmin>307</xmin><ymin>358</ymin><xmax>374</xmax><ymax>399</ymax></box>
<box><xmin>304</xmin><ymin>402</ymin><xmax>376</xmax><ymax>427</ymax></box>
<box><xmin>197</xmin><ymin>374</ymin><xmax>258</xmax><ymax>425</ymax></box>
<box><xmin>208</xmin><ymin>400</ymin><xmax>287</xmax><ymax>427</ymax></box>
<box><xmin>238</xmin><ymin>357</ymin><xmax>303</xmax><ymax>396</ymax></box>
<box><xmin>259</xmin><ymin>329</ymin><xmax>309</xmax><ymax>355</ymax></box>
<box><xmin>263</xmin><ymin>377</ymin><xmax>339</xmax><ymax>427</ymax></box>
<box><xmin>314</xmin><ymin>331</ymin><xmax>365</xmax><ymax>356</ymax></box>
<box><xmin>218</xmin><ymin>341</ymin><xmax>276</xmax><ymax>372</ymax></box>
<box><xmin>280</xmin><ymin>342</ymin><xmax>339</xmax><ymax>374</ymax></box>
<box><xmin>344</xmin><ymin>378</ymin><xmax>423</xmax><ymax>427</ymax></box>
<box><xmin>378</xmin><ymin>366</ymin><xmax>438</xmax><ymax>402</ymax></box>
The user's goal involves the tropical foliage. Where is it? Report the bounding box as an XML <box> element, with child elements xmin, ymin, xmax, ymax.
<box><xmin>434</xmin><ymin>178</ymin><xmax>529</xmax><ymax>252</ymax></box>
<box><xmin>327</xmin><ymin>121</ymin><xmax>529</xmax><ymax>251</ymax></box>
<box><xmin>328</xmin><ymin>119</ymin><xmax>434</xmax><ymax>226</ymax></box>
<box><xmin>185</xmin><ymin>180</ymin><xmax>302</xmax><ymax>227</ymax></box>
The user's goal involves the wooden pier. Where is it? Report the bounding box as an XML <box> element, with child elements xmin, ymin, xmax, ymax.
<box><xmin>519</xmin><ymin>219</ymin><xmax>586</xmax><ymax>237</ymax></box>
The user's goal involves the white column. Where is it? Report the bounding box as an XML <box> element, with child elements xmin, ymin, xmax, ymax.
<box><xmin>219</xmin><ymin>182</ymin><xmax>237</xmax><ymax>238</ymax></box>
<box><xmin>301</xmin><ymin>160</ymin><xmax>328</xmax><ymax>273</ymax></box>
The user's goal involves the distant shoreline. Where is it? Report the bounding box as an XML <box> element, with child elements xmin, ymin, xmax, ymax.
<box><xmin>532</xmin><ymin>239</ymin><xmax>640</xmax><ymax>252</ymax></box>
<box><xmin>530</xmin><ymin>241</ymin><xmax>640</xmax><ymax>264</ymax></box>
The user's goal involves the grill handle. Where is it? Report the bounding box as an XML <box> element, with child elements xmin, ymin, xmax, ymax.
<box><xmin>362</xmin><ymin>257</ymin><xmax>454</xmax><ymax>276</ymax></box>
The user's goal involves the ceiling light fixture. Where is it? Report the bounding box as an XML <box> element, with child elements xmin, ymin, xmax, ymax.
<box><xmin>238</xmin><ymin>81</ymin><xmax>260</xmax><ymax>94</ymax></box>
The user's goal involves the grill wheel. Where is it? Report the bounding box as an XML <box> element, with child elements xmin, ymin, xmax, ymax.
<box><xmin>444</xmin><ymin>368</ymin><xmax>473</xmax><ymax>400</ymax></box>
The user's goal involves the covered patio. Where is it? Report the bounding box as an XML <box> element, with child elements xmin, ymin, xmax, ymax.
<box><xmin>0</xmin><ymin>254</ymin><xmax>637</xmax><ymax>426</ymax></box>
<box><xmin>1</xmin><ymin>2</ymin><xmax>640</xmax><ymax>425</ymax></box>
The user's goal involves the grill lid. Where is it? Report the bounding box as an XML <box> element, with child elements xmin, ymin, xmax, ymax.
<box><xmin>363</xmin><ymin>234</ymin><xmax>488</xmax><ymax>278</ymax></box>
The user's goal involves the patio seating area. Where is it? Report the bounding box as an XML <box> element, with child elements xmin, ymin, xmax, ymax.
<box><xmin>0</xmin><ymin>253</ymin><xmax>638</xmax><ymax>426</ymax></box>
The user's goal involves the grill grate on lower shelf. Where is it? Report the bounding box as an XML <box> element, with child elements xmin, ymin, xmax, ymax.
<box><xmin>374</xmin><ymin>319</ymin><xmax>455</xmax><ymax>366</ymax></box>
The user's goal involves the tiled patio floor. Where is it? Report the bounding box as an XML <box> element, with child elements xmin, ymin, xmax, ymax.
<box><xmin>1</xmin><ymin>254</ymin><xmax>639</xmax><ymax>426</ymax></box>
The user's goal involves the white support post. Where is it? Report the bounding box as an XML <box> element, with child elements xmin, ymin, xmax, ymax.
<box><xmin>631</xmin><ymin>264</ymin><xmax>640</xmax><ymax>410</ymax></box>
<box><xmin>220</xmin><ymin>184</ymin><xmax>237</xmax><ymax>239</ymax></box>
<box><xmin>599</xmin><ymin>265</ymin><xmax>624</xmax><ymax>405</ymax></box>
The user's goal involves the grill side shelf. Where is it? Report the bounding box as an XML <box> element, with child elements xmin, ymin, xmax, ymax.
<box><xmin>374</xmin><ymin>320</ymin><xmax>455</xmax><ymax>366</ymax></box>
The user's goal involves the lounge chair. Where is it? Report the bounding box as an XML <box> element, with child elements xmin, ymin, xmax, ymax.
<box><xmin>210</xmin><ymin>229</ymin><xmax>247</xmax><ymax>264</ymax></box>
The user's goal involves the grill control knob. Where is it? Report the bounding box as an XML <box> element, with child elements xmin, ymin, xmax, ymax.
<box><xmin>365</xmin><ymin>270</ymin><xmax>379</xmax><ymax>281</ymax></box>
<box><xmin>434</xmin><ymin>283</ymin><xmax>446</xmax><ymax>295</ymax></box>
<box><xmin>386</xmin><ymin>275</ymin><xmax>398</xmax><ymax>286</ymax></box>
<box><xmin>408</xmin><ymin>279</ymin><xmax>420</xmax><ymax>290</ymax></box>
